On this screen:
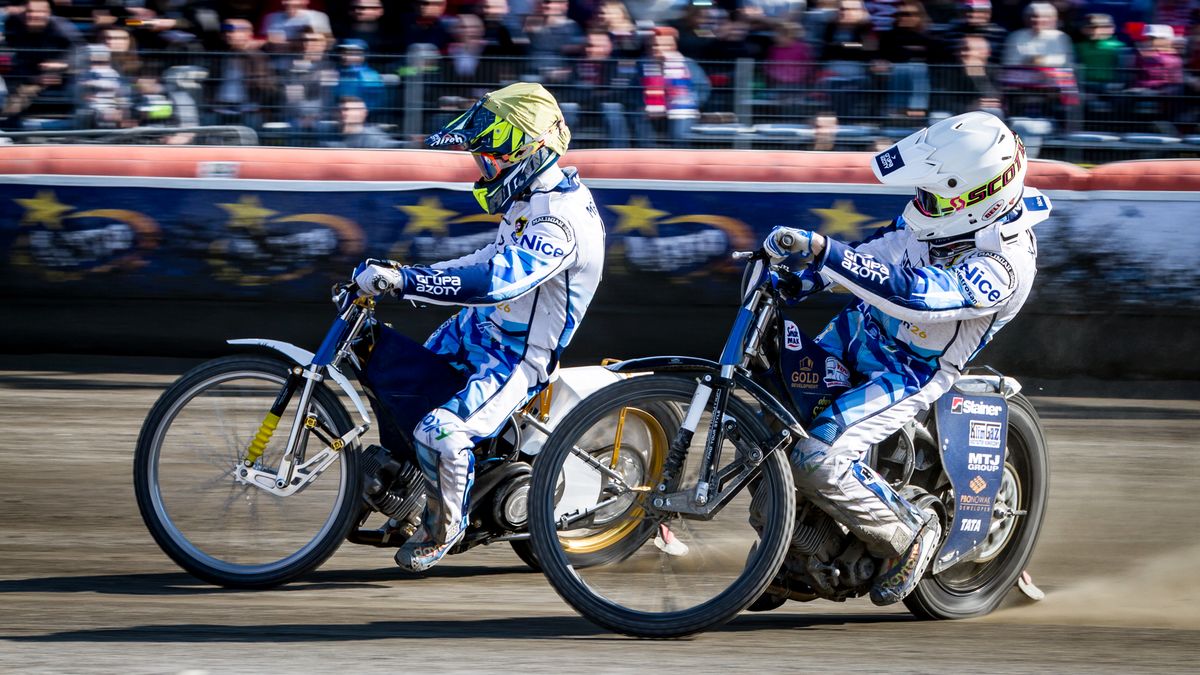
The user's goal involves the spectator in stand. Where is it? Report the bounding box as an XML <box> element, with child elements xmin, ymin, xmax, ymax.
<box><xmin>819</xmin><ymin>0</ymin><xmax>877</xmax><ymax>116</ymax></box>
<box><xmin>743</xmin><ymin>0</ymin><xmax>807</xmax><ymax>20</ymax></box>
<box><xmin>876</xmin><ymin>0</ymin><xmax>942</xmax><ymax>116</ymax></box>
<box><xmin>321</xmin><ymin>95</ymin><xmax>399</xmax><ymax>147</ymax></box>
<box><xmin>1001</xmin><ymin>3</ymin><xmax>1077</xmax><ymax>120</ymax></box>
<box><xmin>77</xmin><ymin>44</ymin><xmax>130</xmax><ymax>129</ymax></box>
<box><xmin>639</xmin><ymin>26</ymin><xmax>707</xmax><ymax>145</ymax></box>
<box><xmin>671</xmin><ymin>3</ymin><xmax>719</xmax><ymax>61</ymax></box>
<box><xmin>706</xmin><ymin>13</ymin><xmax>760</xmax><ymax>93</ymax></box>
<box><xmin>479</xmin><ymin>0</ymin><xmax>528</xmax><ymax>57</ymax></box>
<box><xmin>561</xmin><ymin>29</ymin><xmax>640</xmax><ymax>144</ymax></box>
<box><xmin>1002</xmin><ymin>2</ymin><xmax>1074</xmax><ymax>69</ymax></box>
<box><xmin>1132</xmin><ymin>24</ymin><xmax>1184</xmax><ymax>94</ymax></box>
<box><xmin>1074</xmin><ymin>13</ymin><xmax>1131</xmax><ymax>92</ymax></box>
<box><xmin>333</xmin><ymin>39</ymin><xmax>385</xmax><ymax>111</ymax></box>
<box><xmin>337</xmin><ymin>0</ymin><xmax>396</xmax><ymax>55</ymax></box>
<box><xmin>208</xmin><ymin>18</ymin><xmax>275</xmax><ymax>128</ymax></box>
<box><xmin>939</xmin><ymin>0</ymin><xmax>1007</xmax><ymax>64</ymax></box>
<box><xmin>401</xmin><ymin>0</ymin><xmax>454</xmax><ymax>53</ymax></box>
<box><xmin>943</xmin><ymin>33</ymin><xmax>1002</xmax><ymax>114</ymax></box>
<box><xmin>101</xmin><ymin>27</ymin><xmax>141</xmax><ymax>80</ymax></box>
<box><xmin>765</xmin><ymin>21</ymin><xmax>816</xmax><ymax>90</ymax></box>
<box><xmin>591</xmin><ymin>0</ymin><xmax>642</xmax><ymax>58</ymax></box>
<box><xmin>525</xmin><ymin>0</ymin><xmax>585</xmax><ymax>77</ymax></box>
<box><xmin>3</xmin><ymin>0</ymin><xmax>81</xmax><ymax>124</ymax></box>
<box><xmin>263</xmin><ymin>0</ymin><xmax>333</xmax><ymax>47</ymax></box>
<box><xmin>283</xmin><ymin>27</ymin><xmax>338</xmax><ymax>140</ymax></box>
<box><xmin>444</xmin><ymin>13</ymin><xmax>488</xmax><ymax>81</ymax></box>
<box><xmin>820</xmin><ymin>0</ymin><xmax>877</xmax><ymax>71</ymax></box>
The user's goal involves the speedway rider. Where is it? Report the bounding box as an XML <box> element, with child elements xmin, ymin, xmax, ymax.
<box><xmin>351</xmin><ymin>82</ymin><xmax>605</xmax><ymax>572</ymax></box>
<box><xmin>765</xmin><ymin>111</ymin><xmax>1047</xmax><ymax>605</ymax></box>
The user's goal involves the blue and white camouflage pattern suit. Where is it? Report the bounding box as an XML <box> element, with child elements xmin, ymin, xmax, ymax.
<box><xmin>388</xmin><ymin>163</ymin><xmax>605</xmax><ymax>543</ymax></box>
<box><xmin>788</xmin><ymin>190</ymin><xmax>1049</xmax><ymax>558</ymax></box>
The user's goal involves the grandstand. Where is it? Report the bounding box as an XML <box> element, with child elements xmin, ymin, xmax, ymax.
<box><xmin>0</xmin><ymin>0</ymin><xmax>1195</xmax><ymax>163</ymax></box>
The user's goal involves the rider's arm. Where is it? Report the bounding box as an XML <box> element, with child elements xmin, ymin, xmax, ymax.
<box><xmin>395</xmin><ymin>215</ymin><xmax>576</xmax><ymax>306</ymax></box>
<box><xmin>812</xmin><ymin>238</ymin><xmax>1018</xmax><ymax>322</ymax></box>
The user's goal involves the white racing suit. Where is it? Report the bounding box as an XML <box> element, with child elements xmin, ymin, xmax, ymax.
<box><xmin>389</xmin><ymin>164</ymin><xmax>605</xmax><ymax>544</ymax></box>
<box><xmin>788</xmin><ymin>190</ymin><xmax>1048</xmax><ymax>559</ymax></box>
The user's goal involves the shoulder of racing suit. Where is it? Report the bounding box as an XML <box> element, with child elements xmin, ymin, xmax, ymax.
<box><xmin>394</xmin><ymin>170</ymin><xmax>584</xmax><ymax>307</ymax></box>
<box><xmin>813</xmin><ymin>194</ymin><xmax>1042</xmax><ymax>323</ymax></box>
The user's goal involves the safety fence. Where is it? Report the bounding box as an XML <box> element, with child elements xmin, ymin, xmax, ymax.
<box><xmin>2</xmin><ymin>47</ymin><xmax>1199</xmax><ymax>164</ymax></box>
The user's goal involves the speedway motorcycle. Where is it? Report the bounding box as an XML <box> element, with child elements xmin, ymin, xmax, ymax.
<box><xmin>134</xmin><ymin>283</ymin><xmax>676</xmax><ymax>588</ymax></box>
<box><xmin>526</xmin><ymin>242</ymin><xmax>1049</xmax><ymax>637</ymax></box>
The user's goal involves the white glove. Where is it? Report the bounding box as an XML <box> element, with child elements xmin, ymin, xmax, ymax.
<box><xmin>763</xmin><ymin>226</ymin><xmax>815</xmax><ymax>260</ymax></box>
<box><xmin>353</xmin><ymin>259</ymin><xmax>405</xmax><ymax>296</ymax></box>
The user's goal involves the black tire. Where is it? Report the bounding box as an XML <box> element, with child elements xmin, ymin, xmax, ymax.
<box><xmin>529</xmin><ymin>374</ymin><xmax>796</xmax><ymax>638</ymax></box>
<box><xmin>134</xmin><ymin>355</ymin><xmax>361</xmax><ymax>589</ymax></box>
<box><xmin>509</xmin><ymin>539</ymin><xmax>541</xmax><ymax>571</ymax></box>
<box><xmin>904</xmin><ymin>393</ymin><xmax>1049</xmax><ymax>619</ymax></box>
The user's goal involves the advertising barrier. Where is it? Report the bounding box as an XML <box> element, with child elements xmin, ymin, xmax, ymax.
<box><xmin>1</xmin><ymin>147</ymin><xmax>1196</xmax><ymax>377</ymax></box>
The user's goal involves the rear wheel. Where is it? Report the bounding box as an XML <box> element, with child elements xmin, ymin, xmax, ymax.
<box><xmin>133</xmin><ymin>355</ymin><xmax>361</xmax><ymax>589</ymax></box>
<box><xmin>529</xmin><ymin>374</ymin><xmax>795</xmax><ymax>637</ymax></box>
<box><xmin>904</xmin><ymin>393</ymin><xmax>1048</xmax><ymax>619</ymax></box>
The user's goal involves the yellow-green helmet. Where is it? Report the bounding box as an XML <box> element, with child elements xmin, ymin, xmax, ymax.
<box><xmin>425</xmin><ymin>82</ymin><xmax>571</xmax><ymax>214</ymax></box>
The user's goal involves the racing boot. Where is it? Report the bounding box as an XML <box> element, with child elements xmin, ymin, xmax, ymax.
<box><xmin>869</xmin><ymin>515</ymin><xmax>941</xmax><ymax>606</ymax></box>
<box><xmin>394</xmin><ymin>442</ymin><xmax>474</xmax><ymax>572</ymax></box>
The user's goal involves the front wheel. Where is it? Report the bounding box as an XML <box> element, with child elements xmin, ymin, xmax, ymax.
<box><xmin>133</xmin><ymin>355</ymin><xmax>361</xmax><ymax>589</ymax></box>
<box><xmin>905</xmin><ymin>393</ymin><xmax>1049</xmax><ymax>619</ymax></box>
<box><xmin>529</xmin><ymin>374</ymin><xmax>796</xmax><ymax>638</ymax></box>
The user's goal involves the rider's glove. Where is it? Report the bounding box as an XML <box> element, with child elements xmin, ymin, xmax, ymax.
<box><xmin>353</xmin><ymin>258</ymin><xmax>406</xmax><ymax>296</ymax></box>
<box><xmin>770</xmin><ymin>268</ymin><xmax>819</xmax><ymax>302</ymax></box>
<box><xmin>763</xmin><ymin>226</ymin><xmax>815</xmax><ymax>260</ymax></box>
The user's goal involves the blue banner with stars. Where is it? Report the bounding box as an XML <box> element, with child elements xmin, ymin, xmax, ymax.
<box><xmin>3</xmin><ymin>179</ymin><xmax>1196</xmax><ymax>310</ymax></box>
<box><xmin>0</xmin><ymin>180</ymin><xmax>906</xmax><ymax>305</ymax></box>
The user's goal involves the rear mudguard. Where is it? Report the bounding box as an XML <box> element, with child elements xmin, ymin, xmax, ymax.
<box><xmin>604</xmin><ymin>356</ymin><xmax>808</xmax><ymax>439</ymax></box>
<box><xmin>227</xmin><ymin>338</ymin><xmax>372</xmax><ymax>424</ymax></box>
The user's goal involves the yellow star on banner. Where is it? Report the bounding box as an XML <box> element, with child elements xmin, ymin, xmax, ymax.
<box><xmin>609</xmin><ymin>196</ymin><xmax>668</xmax><ymax>236</ymax></box>
<box><xmin>810</xmin><ymin>199</ymin><xmax>877</xmax><ymax>239</ymax></box>
<box><xmin>398</xmin><ymin>197</ymin><xmax>457</xmax><ymax>236</ymax></box>
<box><xmin>15</xmin><ymin>190</ymin><xmax>73</xmax><ymax>229</ymax></box>
<box><xmin>218</xmin><ymin>195</ymin><xmax>277</xmax><ymax>233</ymax></box>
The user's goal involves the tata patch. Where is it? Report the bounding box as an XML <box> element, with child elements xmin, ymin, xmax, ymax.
<box><xmin>875</xmin><ymin>147</ymin><xmax>905</xmax><ymax>176</ymax></box>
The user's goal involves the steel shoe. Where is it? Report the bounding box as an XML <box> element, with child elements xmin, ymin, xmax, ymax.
<box><xmin>869</xmin><ymin>517</ymin><xmax>941</xmax><ymax>606</ymax></box>
<box><xmin>394</xmin><ymin>522</ymin><xmax>465</xmax><ymax>573</ymax></box>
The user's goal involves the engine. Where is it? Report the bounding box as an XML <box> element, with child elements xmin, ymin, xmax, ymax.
<box><xmin>360</xmin><ymin>444</ymin><xmax>426</xmax><ymax>535</ymax></box>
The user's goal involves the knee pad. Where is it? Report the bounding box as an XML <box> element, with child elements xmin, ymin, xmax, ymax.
<box><xmin>413</xmin><ymin>409</ymin><xmax>471</xmax><ymax>458</ymax></box>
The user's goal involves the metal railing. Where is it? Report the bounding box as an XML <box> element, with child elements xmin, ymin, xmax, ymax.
<box><xmin>1</xmin><ymin>45</ymin><xmax>1197</xmax><ymax>163</ymax></box>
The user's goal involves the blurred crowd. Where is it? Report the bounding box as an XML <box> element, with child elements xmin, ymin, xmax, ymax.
<box><xmin>0</xmin><ymin>0</ymin><xmax>1196</xmax><ymax>148</ymax></box>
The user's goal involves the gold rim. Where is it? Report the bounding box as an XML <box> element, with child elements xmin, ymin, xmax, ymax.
<box><xmin>559</xmin><ymin>406</ymin><xmax>669</xmax><ymax>555</ymax></box>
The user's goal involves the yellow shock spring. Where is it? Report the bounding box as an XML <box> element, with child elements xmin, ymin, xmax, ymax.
<box><xmin>244</xmin><ymin>412</ymin><xmax>281</xmax><ymax>466</ymax></box>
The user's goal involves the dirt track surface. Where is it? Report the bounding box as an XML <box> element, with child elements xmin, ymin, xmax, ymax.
<box><xmin>1</xmin><ymin>358</ymin><xmax>1198</xmax><ymax>674</ymax></box>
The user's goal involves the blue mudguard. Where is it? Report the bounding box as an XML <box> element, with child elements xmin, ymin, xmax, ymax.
<box><xmin>931</xmin><ymin>386</ymin><xmax>1009</xmax><ymax>574</ymax></box>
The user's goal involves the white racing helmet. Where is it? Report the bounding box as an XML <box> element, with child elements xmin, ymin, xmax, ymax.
<box><xmin>871</xmin><ymin>111</ymin><xmax>1027</xmax><ymax>241</ymax></box>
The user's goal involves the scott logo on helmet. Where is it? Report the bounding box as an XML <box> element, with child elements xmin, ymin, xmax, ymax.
<box><xmin>956</xmin><ymin>139</ymin><xmax>1026</xmax><ymax>210</ymax></box>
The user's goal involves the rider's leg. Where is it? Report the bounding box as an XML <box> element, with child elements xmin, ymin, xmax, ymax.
<box><xmin>395</xmin><ymin>343</ymin><xmax>550</xmax><ymax>572</ymax></box>
<box><xmin>791</xmin><ymin>366</ymin><xmax>954</xmax><ymax>604</ymax></box>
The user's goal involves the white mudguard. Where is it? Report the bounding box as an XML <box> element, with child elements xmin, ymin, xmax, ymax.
<box><xmin>227</xmin><ymin>338</ymin><xmax>372</xmax><ymax>424</ymax></box>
